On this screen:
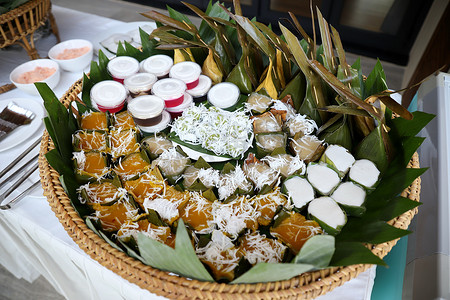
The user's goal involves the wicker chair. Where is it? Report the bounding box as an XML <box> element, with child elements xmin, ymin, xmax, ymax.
<box><xmin>0</xmin><ymin>0</ymin><xmax>60</xmax><ymax>60</ymax></box>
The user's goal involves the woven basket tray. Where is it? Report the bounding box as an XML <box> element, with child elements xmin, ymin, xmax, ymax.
<box><xmin>38</xmin><ymin>79</ymin><xmax>421</xmax><ymax>300</ymax></box>
<box><xmin>0</xmin><ymin>0</ymin><xmax>60</xmax><ymax>59</ymax></box>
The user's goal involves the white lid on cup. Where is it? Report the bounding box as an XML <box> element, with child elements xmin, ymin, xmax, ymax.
<box><xmin>107</xmin><ymin>56</ymin><xmax>140</xmax><ymax>79</ymax></box>
<box><xmin>152</xmin><ymin>78</ymin><xmax>186</xmax><ymax>100</ymax></box>
<box><xmin>124</xmin><ymin>73</ymin><xmax>157</xmax><ymax>93</ymax></box>
<box><xmin>187</xmin><ymin>75</ymin><xmax>212</xmax><ymax>97</ymax></box>
<box><xmin>165</xmin><ymin>93</ymin><xmax>193</xmax><ymax>112</ymax></box>
<box><xmin>90</xmin><ymin>80</ymin><xmax>127</xmax><ymax>108</ymax></box>
<box><xmin>207</xmin><ymin>82</ymin><xmax>240</xmax><ymax>109</ymax></box>
<box><xmin>142</xmin><ymin>55</ymin><xmax>174</xmax><ymax>77</ymax></box>
<box><xmin>127</xmin><ymin>95</ymin><xmax>165</xmax><ymax>119</ymax></box>
<box><xmin>169</xmin><ymin>61</ymin><xmax>201</xmax><ymax>84</ymax></box>
<box><xmin>138</xmin><ymin>110</ymin><xmax>171</xmax><ymax>133</ymax></box>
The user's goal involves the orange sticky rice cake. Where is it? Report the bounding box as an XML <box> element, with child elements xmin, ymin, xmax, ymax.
<box><xmin>80</xmin><ymin>112</ymin><xmax>108</xmax><ymax>131</ymax></box>
<box><xmin>16</xmin><ymin>66</ymin><xmax>56</xmax><ymax>84</ymax></box>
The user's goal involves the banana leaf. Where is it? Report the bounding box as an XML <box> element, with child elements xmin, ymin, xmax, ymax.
<box><xmin>174</xmin><ymin>48</ymin><xmax>196</xmax><ymax>63</ymax></box>
<box><xmin>280</xmin><ymin>24</ymin><xmax>329</xmax><ymax>125</ymax></box>
<box><xmin>316</xmin><ymin>8</ymin><xmax>337</xmax><ymax>74</ymax></box>
<box><xmin>227</xmin><ymin>54</ymin><xmax>255</xmax><ymax>94</ymax></box>
<box><xmin>231</xmin><ymin>235</ymin><xmax>334</xmax><ymax>284</ymax></box>
<box><xmin>137</xmin><ymin>220</ymin><xmax>214</xmax><ymax>282</ymax></box>
<box><xmin>364</xmin><ymin>59</ymin><xmax>388</xmax><ymax>99</ymax></box>
<box><xmin>319</xmin><ymin>115</ymin><xmax>352</xmax><ymax>151</ymax></box>
<box><xmin>354</xmin><ymin>124</ymin><xmax>391</xmax><ymax>173</ymax></box>
<box><xmin>279</xmin><ymin>72</ymin><xmax>306</xmax><ymax>111</ymax></box>
<box><xmin>298</xmin><ymin>81</ymin><xmax>323</xmax><ymax>126</ymax></box>
<box><xmin>183</xmin><ymin>1</ymin><xmax>236</xmax><ymax>74</ymax></box>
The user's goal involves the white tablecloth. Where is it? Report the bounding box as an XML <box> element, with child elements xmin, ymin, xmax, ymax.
<box><xmin>0</xmin><ymin>6</ymin><xmax>376</xmax><ymax>300</ymax></box>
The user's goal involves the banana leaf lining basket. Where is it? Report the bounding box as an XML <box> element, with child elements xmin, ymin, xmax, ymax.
<box><xmin>38</xmin><ymin>79</ymin><xmax>421</xmax><ymax>300</ymax></box>
<box><xmin>0</xmin><ymin>0</ymin><xmax>60</xmax><ymax>59</ymax></box>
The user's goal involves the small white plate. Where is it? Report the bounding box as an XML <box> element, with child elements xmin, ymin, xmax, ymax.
<box><xmin>0</xmin><ymin>98</ymin><xmax>44</xmax><ymax>152</ymax></box>
<box><xmin>92</xmin><ymin>22</ymin><xmax>156</xmax><ymax>58</ymax></box>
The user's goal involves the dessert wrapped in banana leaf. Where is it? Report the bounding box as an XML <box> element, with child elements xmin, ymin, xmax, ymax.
<box><xmin>270</xmin><ymin>211</ymin><xmax>322</xmax><ymax>254</ymax></box>
<box><xmin>308</xmin><ymin>197</ymin><xmax>347</xmax><ymax>236</ymax></box>
<box><xmin>331</xmin><ymin>182</ymin><xmax>367</xmax><ymax>217</ymax></box>
<box><xmin>124</xmin><ymin>169</ymin><xmax>165</xmax><ymax>209</ymax></box>
<box><xmin>196</xmin><ymin>230</ymin><xmax>242</xmax><ymax>282</ymax></box>
<box><xmin>91</xmin><ymin>196</ymin><xmax>139</xmax><ymax>232</ymax></box>
<box><xmin>212</xmin><ymin>196</ymin><xmax>259</xmax><ymax>239</ymax></box>
<box><xmin>180</xmin><ymin>191</ymin><xmax>215</xmax><ymax>234</ymax></box>
<box><xmin>72</xmin><ymin>130</ymin><xmax>108</xmax><ymax>152</ymax></box>
<box><xmin>261</xmin><ymin>153</ymin><xmax>306</xmax><ymax>178</ymax></box>
<box><xmin>252</xmin><ymin>111</ymin><xmax>283</xmax><ymax>134</ymax></box>
<box><xmin>217</xmin><ymin>166</ymin><xmax>253</xmax><ymax>201</ymax></box>
<box><xmin>245</xmin><ymin>92</ymin><xmax>273</xmax><ymax>114</ymax></box>
<box><xmin>73</xmin><ymin>151</ymin><xmax>110</xmax><ymax>182</ymax></box>
<box><xmin>109</xmin><ymin>129</ymin><xmax>140</xmax><ymax>159</ymax></box>
<box><xmin>117</xmin><ymin>217</ymin><xmax>171</xmax><ymax>244</ymax></box>
<box><xmin>251</xmin><ymin>188</ymin><xmax>289</xmax><ymax>226</ymax></box>
<box><xmin>142</xmin><ymin>185</ymin><xmax>190</xmax><ymax>225</ymax></box>
<box><xmin>80</xmin><ymin>111</ymin><xmax>109</xmax><ymax>131</ymax></box>
<box><xmin>243</xmin><ymin>153</ymin><xmax>279</xmax><ymax>190</ymax></box>
<box><xmin>182</xmin><ymin>165</ymin><xmax>221</xmax><ymax>191</ymax></box>
<box><xmin>349</xmin><ymin>159</ymin><xmax>381</xmax><ymax>189</ymax></box>
<box><xmin>238</xmin><ymin>231</ymin><xmax>287</xmax><ymax>264</ymax></box>
<box><xmin>113</xmin><ymin>151</ymin><xmax>151</xmax><ymax>181</ymax></box>
<box><xmin>141</xmin><ymin>135</ymin><xmax>173</xmax><ymax>159</ymax></box>
<box><xmin>78</xmin><ymin>181</ymin><xmax>123</xmax><ymax>205</ymax></box>
<box><xmin>112</xmin><ymin>111</ymin><xmax>136</xmax><ymax>130</ymax></box>
<box><xmin>306</xmin><ymin>162</ymin><xmax>341</xmax><ymax>195</ymax></box>
<box><xmin>290</xmin><ymin>134</ymin><xmax>325</xmax><ymax>162</ymax></box>
<box><xmin>284</xmin><ymin>114</ymin><xmax>318</xmax><ymax>137</ymax></box>
<box><xmin>320</xmin><ymin>144</ymin><xmax>355</xmax><ymax>178</ymax></box>
<box><xmin>255</xmin><ymin>132</ymin><xmax>287</xmax><ymax>157</ymax></box>
<box><xmin>282</xmin><ymin>175</ymin><xmax>315</xmax><ymax>210</ymax></box>
<box><xmin>153</xmin><ymin>147</ymin><xmax>190</xmax><ymax>184</ymax></box>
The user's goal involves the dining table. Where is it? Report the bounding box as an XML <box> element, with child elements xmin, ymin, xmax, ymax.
<box><xmin>0</xmin><ymin>5</ymin><xmax>405</xmax><ymax>300</ymax></box>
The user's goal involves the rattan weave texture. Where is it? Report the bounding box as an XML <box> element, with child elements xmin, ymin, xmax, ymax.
<box><xmin>0</xmin><ymin>0</ymin><xmax>60</xmax><ymax>59</ymax></box>
<box><xmin>38</xmin><ymin>79</ymin><xmax>421</xmax><ymax>299</ymax></box>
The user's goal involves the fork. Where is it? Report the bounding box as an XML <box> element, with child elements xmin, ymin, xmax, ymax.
<box><xmin>0</xmin><ymin>137</ymin><xmax>41</xmax><ymax>209</ymax></box>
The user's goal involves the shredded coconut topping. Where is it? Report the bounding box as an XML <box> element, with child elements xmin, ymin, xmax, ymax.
<box><xmin>196</xmin><ymin>230</ymin><xmax>240</xmax><ymax>272</ymax></box>
<box><xmin>285</xmin><ymin>114</ymin><xmax>318</xmax><ymax>136</ymax></box>
<box><xmin>73</xmin><ymin>151</ymin><xmax>86</xmax><ymax>169</ymax></box>
<box><xmin>212</xmin><ymin>196</ymin><xmax>260</xmax><ymax>239</ymax></box>
<box><xmin>217</xmin><ymin>166</ymin><xmax>252</xmax><ymax>200</ymax></box>
<box><xmin>143</xmin><ymin>196</ymin><xmax>180</xmax><ymax>222</ymax></box>
<box><xmin>243</xmin><ymin>162</ymin><xmax>280</xmax><ymax>190</ymax></box>
<box><xmin>154</xmin><ymin>147</ymin><xmax>189</xmax><ymax>177</ymax></box>
<box><xmin>271</xmin><ymin>100</ymin><xmax>296</xmax><ymax>119</ymax></box>
<box><xmin>240</xmin><ymin>231</ymin><xmax>287</xmax><ymax>264</ymax></box>
<box><xmin>171</xmin><ymin>105</ymin><xmax>253</xmax><ymax>158</ymax></box>
<box><xmin>261</xmin><ymin>154</ymin><xmax>306</xmax><ymax>177</ymax></box>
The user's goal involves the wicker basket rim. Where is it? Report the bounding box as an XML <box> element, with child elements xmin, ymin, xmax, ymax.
<box><xmin>38</xmin><ymin>79</ymin><xmax>421</xmax><ymax>299</ymax></box>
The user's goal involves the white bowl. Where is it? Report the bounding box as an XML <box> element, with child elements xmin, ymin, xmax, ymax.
<box><xmin>10</xmin><ymin>59</ymin><xmax>61</xmax><ymax>95</ymax></box>
<box><xmin>48</xmin><ymin>39</ymin><xmax>93</xmax><ymax>72</ymax></box>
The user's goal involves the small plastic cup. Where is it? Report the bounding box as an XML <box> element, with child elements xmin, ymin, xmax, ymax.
<box><xmin>152</xmin><ymin>78</ymin><xmax>187</xmax><ymax>108</ymax></box>
<box><xmin>90</xmin><ymin>80</ymin><xmax>128</xmax><ymax>113</ymax></box>
<box><xmin>207</xmin><ymin>82</ymin><xmax>240</xmax><ymax>109</ymax></box>
<box><xmin>169</xmin><ymin>61</ymin><xmax>201</xmax><ymax>90</ymax></box>
<box><xmin>107</xmin><ymin>56</ymin><xmax>140</xmax><ymax>84</ymax></box>
<box><xmin>124</xmin><ymin>73</ymin><xmax>157</xmax><ymax>98</ymax></box>
<box><xmin>138</xmin><ymin>110</ymin><xmax>172</xmax><ymax>135</ymax></box>
<box><xmin>187</xmin><ymin>75</ymin><xmax>212</xmax><ymax>103</ymax></box>
<box><xmin>165</xmin><ymin>93</ymin><xmax>193</xmax><ymax>118</ymax></box>
<box><xmin>142</xmin><ymin>54</ymin><xmax>174</xmax><ymax>78</ymax></box>
<box><xmin>127</xmin><ymin>95</ymin><xmax>165</xmax><ymax>126</ymax></box>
